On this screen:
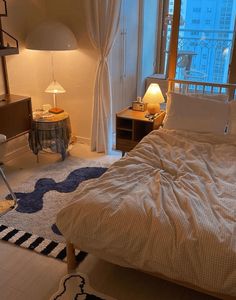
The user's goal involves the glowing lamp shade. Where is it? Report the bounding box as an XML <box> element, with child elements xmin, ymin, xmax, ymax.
<box><xmin>142</xmin><ymin>83</ymin><xmax>165</xmax><ymax>115</ymax></box>
<box><xmin>25</xmin><ymin>21</ymin><xmax>77</xmax><ymax>51</ymax></box>
<box><xmin>45</xmin><ymin>80</ymin><xmax>66</xmax><ymax>94</ymax></box>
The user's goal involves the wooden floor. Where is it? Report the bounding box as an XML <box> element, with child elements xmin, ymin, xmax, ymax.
<box><xmin>0</xmin><ymin>144</ymin><xmax>219</xmax><ymax>300</ymax></box>
<box><xmin>0</xmin><ymin>240</ymin><xmax>66</xmax><ymax>300</ymax></box>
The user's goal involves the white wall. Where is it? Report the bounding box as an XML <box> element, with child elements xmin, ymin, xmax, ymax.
<box><xmin>1</xmin><ymin>0</ymin><xmax>98</xmax><ymax>142</ymax></box>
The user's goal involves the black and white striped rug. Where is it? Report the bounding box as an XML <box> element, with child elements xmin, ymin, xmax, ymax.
<box><xmin>0</xmin><ymin>224</ymin><xmax>87</xmax><ymax>262</ymax></box>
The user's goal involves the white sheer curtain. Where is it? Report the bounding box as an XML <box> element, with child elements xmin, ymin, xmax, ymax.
<box><xmin>85</xmin><ymin>0</ymin><xmax>121</xmax><ymax>154</ymax></box>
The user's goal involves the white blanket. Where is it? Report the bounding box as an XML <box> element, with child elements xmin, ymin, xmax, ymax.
<box><xmin>57</xmin><ymin>129</ymin><xmax>236</xmax><ymax>296</ymax></box>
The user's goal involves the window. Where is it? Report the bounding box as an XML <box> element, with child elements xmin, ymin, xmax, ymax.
<box><xmin>157</xmin><ymin>0</ymin><xmax>236</xmax><ymax>84</ymax></box>
<box><xmin>190</xmin><ymin>31</ymin><xmax>199</xmax><ymax>36</ymax></box>
<box><xmin>193</xmin><ymin>8</ymin><xmax>201</xmax><ymax>13</ymax></box>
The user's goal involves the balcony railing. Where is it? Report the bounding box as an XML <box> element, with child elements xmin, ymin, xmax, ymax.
<box><xmin>165</xmin><ymin>28</ymin><xmax>234</xmax><ymax>83</ymax></box>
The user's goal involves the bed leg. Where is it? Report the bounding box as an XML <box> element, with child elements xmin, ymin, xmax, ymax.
<box><xmin>66</xmin><ymin>241</ymin><xmax>77</xmax><ymax>273</ymax></box>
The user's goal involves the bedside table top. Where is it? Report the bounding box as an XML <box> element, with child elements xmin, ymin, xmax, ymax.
<box><xmin>116</xmin><ymin>107</ymin><xmax>165</xmax><ymax>123</ymax></box>
<box><xmin>33</xmin><ymin>112</ymin><xmax>69</xmax><ymax>123</ymax></box>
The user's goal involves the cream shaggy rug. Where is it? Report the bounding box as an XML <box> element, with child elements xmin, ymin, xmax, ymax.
<box><xmin>0</xmin><ymin>155</ymin><xmax>119</xmax><ymax>260</ymax></box>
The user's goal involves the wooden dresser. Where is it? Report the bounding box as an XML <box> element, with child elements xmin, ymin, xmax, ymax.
<box><xmin>0</xmin><ymin>94</ymin><xmax>32</xmax><ymax>140</ymax></box>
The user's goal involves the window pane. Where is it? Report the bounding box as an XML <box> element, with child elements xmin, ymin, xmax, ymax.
<box><xmin>165</xmin><ymin>0</ymin><xmax>236</xmax><ymax>83</ymax></box>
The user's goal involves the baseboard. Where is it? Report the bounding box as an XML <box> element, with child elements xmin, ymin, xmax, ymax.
<box><xmin>4</xmin><ymin>145</ymin><xmax>30</xmax><ymax>162</ymax></box>
<box><xmin>75</xmin><ymin>136</ymin><xmax>91</xmax><ymax>146</ymax></box>
<box><xmin>75</xmin><ymin>134</ymin><xmax>116</xmax><ymax>150</ymax></box>
<box><xmin>1</xmin><ymin>134</ymin><xmax>91</xmax><ymax>163</ymax></box>
<box><xmin>3</xmin><ymin>135</ymin><xmax>30</xmax><ymax>162</ymax></box>
<box><xmin>73</xmin><ymin>134</ymin><xmax>117</xmax><ymax>150</ymax></box>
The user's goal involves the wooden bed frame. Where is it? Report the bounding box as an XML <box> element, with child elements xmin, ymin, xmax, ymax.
<box><xmin>168</xmin><ymin>79</ymin><xmax>236</xmax><ymax>100</ymax></box>
<box><xmin>64</xmin><ymin>79</ymin><xmax>236</xmax><ymax>300</ymax></box>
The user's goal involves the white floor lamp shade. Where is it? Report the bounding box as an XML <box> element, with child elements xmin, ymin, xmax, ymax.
<box><xmin>25</xmin><ymin>21</ymin><xmax>77</xmax><ymax>51</ymax></box>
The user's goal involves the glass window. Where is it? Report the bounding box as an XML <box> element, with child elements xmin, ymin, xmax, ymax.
<box><xmin>161</xmin><ymin>0</ymin><xmax>236</xmax><ymax>83</ymax></box>
<box><xmin>193</xmin><ymin>8</ymin><xmax>201</xmax><ymax>13</ymax></box>
<box><xmin>192</xmin><ymin>19</ymin><xmax>200</xmax><ymax>24</ymax></box>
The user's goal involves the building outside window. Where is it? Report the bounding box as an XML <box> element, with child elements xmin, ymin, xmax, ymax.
<box><xmin>160</xmin><ymin>0</ymin><xmax>236</xmax><ymax>83</ymax></box>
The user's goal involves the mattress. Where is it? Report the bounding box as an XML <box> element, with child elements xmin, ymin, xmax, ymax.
<box><xmin>57</xmin><ymin>128</ymin><xmax>236</xmax><ymax>296</ymax></box>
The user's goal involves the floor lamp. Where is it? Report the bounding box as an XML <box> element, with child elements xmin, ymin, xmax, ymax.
<box><xmin>25</xmin><ymin>21</ymin><xmax>77</xmax><ymax>113</ymax></box>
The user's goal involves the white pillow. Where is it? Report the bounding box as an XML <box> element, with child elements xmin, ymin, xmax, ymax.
<box><xmin>163</xmin><ymin>92</ymin><xmax>229</xmax><ymax>134</ymax></box>
<box><xmin>228</xmin><ymin>101</ymin><xmax>236</xmax><ymax>134</ymax></box>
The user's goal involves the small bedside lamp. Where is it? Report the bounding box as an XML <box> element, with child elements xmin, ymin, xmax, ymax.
<box><xmin>45</xmin><ymin>80</ymin><xmax>66</xmax><ymax>114</ymax></box>
<box><xmin>143</xmin><ymin>83</ymin><xmax>165</xmax><ymax>115</ymax></box>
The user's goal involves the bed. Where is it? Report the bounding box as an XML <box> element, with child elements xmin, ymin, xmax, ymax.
<box><xmin>56</xmin><ymin>80</ymin><xmax>236</xmax><ymax>300</ymax></box>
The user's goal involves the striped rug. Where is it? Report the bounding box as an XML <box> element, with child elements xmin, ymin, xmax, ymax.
<box><xmin>0</xmin><ymin>224</ymin><xmax>87</xmax><ymax>262</ymax></box>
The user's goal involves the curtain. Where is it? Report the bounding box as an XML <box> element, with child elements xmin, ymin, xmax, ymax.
<box><xmin>85</xmin><ymin>0</ymin><xmax>122</xmax><ymax>154</ymax></box>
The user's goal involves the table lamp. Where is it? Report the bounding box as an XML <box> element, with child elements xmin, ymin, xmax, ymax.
<box><xmin>142</xmin><ymin>83</ymin><xmax>165</xmax><ymax>116</ymax></box>
<box><xmin>25</xmin><ymin>21</ymin><xmax>77</xmax><ymax>114</ymax></box>
<box><xmin>45</xmin><ymin>80</ymin><xmax>66</xmax><ymax>114</ymax></box>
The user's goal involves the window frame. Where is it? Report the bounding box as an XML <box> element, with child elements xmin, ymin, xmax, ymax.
<box><xmin>156</xmin><ymin>0</ymin><xmax>236</xmax><ymax>84</ymax></box>
<box><xmin>156</xmin><ymin>0</ymin><xmax>170</xmax><ymax>75</ymax></box>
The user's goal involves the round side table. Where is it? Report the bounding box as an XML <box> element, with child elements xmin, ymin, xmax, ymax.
<box><xmin>29</xmin><ymin>112</ymin><xmax>71</xmax><ymax>161</ymax></box>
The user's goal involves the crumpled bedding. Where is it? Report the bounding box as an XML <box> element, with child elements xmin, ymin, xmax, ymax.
<box><xmin>57</xmin><ymin>128</ymin><xmax>236</xmax><ymax>296</ymax></box>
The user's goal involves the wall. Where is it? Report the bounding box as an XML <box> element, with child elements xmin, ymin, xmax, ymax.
<box><xmin>1</xmin><ymin>0</ymin><xmax>98</xmax><ymax>143</ymax></box>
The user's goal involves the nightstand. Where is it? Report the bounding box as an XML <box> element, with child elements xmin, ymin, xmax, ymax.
<box><xmin>29</xmin><ymin>112</ymin><xmax>71</xmax><ymax>161</ymax></box>
<box><xmin>116</xmin><ymin>108</ymin><xmax>165</xmax><ymax>155</ymax></box>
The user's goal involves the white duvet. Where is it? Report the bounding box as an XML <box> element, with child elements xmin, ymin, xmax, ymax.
<box><xmin>57</xmin><ymin>128</ymin><xmax>236</xmax><ymax>296</ymax></box>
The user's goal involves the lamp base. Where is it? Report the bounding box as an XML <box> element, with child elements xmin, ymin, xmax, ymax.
<box><xmin>147</xmin><ymin>103</ymin><xmax>160</xmax><ymax>115</ymax></box>
<box><xmin>49</xmin><ymin>107</ymin><xmax>64</xmax><ymax>114</ymax></box>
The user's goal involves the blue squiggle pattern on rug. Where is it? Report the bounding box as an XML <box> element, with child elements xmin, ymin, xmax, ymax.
<box><xmin>7</xmin><ymin>167</ymin><xmax>107</xmax><ymax>214</ymax></box>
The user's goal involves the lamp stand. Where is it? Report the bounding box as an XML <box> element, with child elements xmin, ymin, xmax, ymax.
<box><xmin>147</xmin><ymin>103</ymin><xmax>160</xmax><ymax>115</ymax></box>
<box><xmin>49</xmin><ymin>93</ymin><xmax>64</xmax><ymax>114</ymax></box>
<box><xmin>53</xmin><ymin>93</ymin><xmax>56</xmax><ymax>107</ymax></box>
<box><xmin>46</xmin><ymin>54</ymin><xmax>65</xmax><ymax>114</ymax></box>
